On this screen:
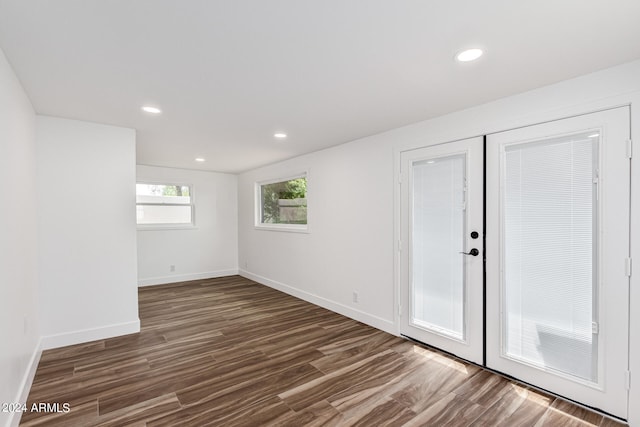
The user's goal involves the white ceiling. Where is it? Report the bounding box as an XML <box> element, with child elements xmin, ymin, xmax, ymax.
<box><xmin>1</xmin><ymin>1</ymin><xmax>640</xmax><ymax>173</ymax></box>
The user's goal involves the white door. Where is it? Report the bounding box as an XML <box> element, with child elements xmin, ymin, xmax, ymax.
<box><xmin>486</xmin><ymin>107</ymin><xmax>630</xmax><ymax>418</ymax></box>
<box><xmin>400</xmin><ymin>137</ymin><xmax>484</xmax><ymax>364</ymax></box>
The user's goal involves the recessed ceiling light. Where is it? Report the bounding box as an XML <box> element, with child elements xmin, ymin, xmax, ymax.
<box><xmin>274</xmin><ymin>133</ymin><xmax>287</xmax><ymax>139</ymax></box>
<box><xmin>588</xmin><ymin>133</ymin><xmax>600</xmax><ymax>138</ymax></box>
<box><xmin>142</xmin><ymin>106</ymin><xmax>162</xmax><ymax>114</ymax></box>
<box><xmin>456</xmin><ymin>48</ymin><xmax>484</xmax><ymax>62</ymax></box>
<box><xmin>195</xmin><ymin>157</ymin><xmax>205</xmax><ymax>162</ymax></box>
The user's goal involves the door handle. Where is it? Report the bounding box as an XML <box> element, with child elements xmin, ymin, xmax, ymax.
<box><xmin>459</xmin><ymin>248</ymin><xmax>479</xmax><ymax>256</ymax></box>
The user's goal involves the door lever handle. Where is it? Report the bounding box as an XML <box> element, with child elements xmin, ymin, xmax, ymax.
<box><xmin>459</xmin><ymin>248</ymin><xmax>479</xmax><ymax>256</ymax></box>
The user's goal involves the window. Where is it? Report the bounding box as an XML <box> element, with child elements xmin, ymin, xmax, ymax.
<box><xmin>256</xmin><ymin>174</ymin><xmax>307</xmax><ymax>231</ymax></box>
<box><xmin>136</xmin><ymin>183</ymin><xmax>193</xmax><ymax>227</ymax></box>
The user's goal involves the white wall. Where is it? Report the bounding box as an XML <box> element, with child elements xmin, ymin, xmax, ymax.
<box><xmin>238</xmin><ymin>59</ymin><xmax>640</xmax><ymax>424</ymax></box>
<box><xmin>137</xmin><ymin>165</ymin><xmax>238</xmax><ymax>285</ymax></box>
<box><xmin>0</xmin><ymin>48</ymin><xmax>41</xmax><ymax>427</ymax></box>
<box><xmin>36</xmin><ymin>116</ymin><xmax>139</xmax><ymax>349</ymax></box>
<box><xmin>239</xmin><ymin>141</ymin><xmax>396</xmax><ymax>332</ymax></box>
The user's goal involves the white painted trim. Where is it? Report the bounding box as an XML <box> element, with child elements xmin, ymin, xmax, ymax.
<box><xmin>254</xmin><ymin>223</ymin><xmax>310</xmax><ymax>233</ymax></box>
<box><xmin>393</xmin><ymin>147</ymin><xmax>402</xmax><ymax>337</ymax></box>
<box><xmin>137</xmin><ymin>269</ymin><xmax>239</xmax><ymax>286</ymax></box>
<box><xmin>137</xmin><ymin>224</ymin><xmax>198</xmax><ymax>231</ymax></box>
<box><xmin>255</xmin><ymin>171</ymin><xmax>309</xmax><ymax>187</ymax></box>
<box><xmin>7</xmin><ymin>338</ymin><xmax>43</xmax><ymax>427</ymax></box>
<box><xmin>628</xmin><ymin>92</ymin><xmax>640</xmax><ymax>427</ymax></box>
<box><xmin>240</xmin><ymin>270</ymin><xmax>396</xmax><ymax>335</ymax></box>
<box><xmin>40</xmin><ymin>320</ymin><xmax>140</xmax><ymax>350</ymax></box>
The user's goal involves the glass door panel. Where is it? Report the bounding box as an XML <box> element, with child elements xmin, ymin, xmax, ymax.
<box><xmin>412</xmin><ymin>155</ymin><xmax>466</xmax><ymax>340</ymax></box>
<box><xmin>503</xmin><ymin>133</ymin><xmax>597</xmax><ymax>382</ymax></box>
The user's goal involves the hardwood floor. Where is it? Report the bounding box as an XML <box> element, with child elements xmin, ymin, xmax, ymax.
<box><xmin>21</xmin><ymin>276</ymin><xmax>625</xmax><ymax>426</ymax></box>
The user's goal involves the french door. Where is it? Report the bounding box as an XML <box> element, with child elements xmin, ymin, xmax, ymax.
<box><xmin>399</xmin><ymin>137</ymin><xmax>484</xmax><ymax>364</ymax></box>
<box><xmin>399</xmin><ymin>107</ymin><xmax>630</xmax><ymax>418</ymax></box>
<box><xmin>486</xmin><ymin>108</ymin><xmax>630</xmax><ymax>417</ymax></box>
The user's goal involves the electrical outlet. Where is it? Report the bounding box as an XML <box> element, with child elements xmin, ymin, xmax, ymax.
<box><xmin>352</xmin><ymin>291</ymin><xmax>359</xmax><ymax>303</ymax></box>
<box><xmin>170</xmin><ymin>265</ymin><xmax>176</xmax><ymax>272</ymax></box>
<box><xmin>244</xmin><ymin>260</ymin><xmax>248</xmax><ymax>269</ymax></box>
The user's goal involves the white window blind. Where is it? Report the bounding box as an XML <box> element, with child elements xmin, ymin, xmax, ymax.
<box><xmin>412</xmin><ymin>155</ymin><xmax>465</xmax><ymax>339</ymax></box>
<box><xmin>502</xmin><ymin>132</ymin><xmax>597</xmax><ymax>381</ymax></box>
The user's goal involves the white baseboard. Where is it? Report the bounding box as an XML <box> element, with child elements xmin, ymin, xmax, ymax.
<box><xmin>138</xmin><ymin>269</ymin><xmax>239</xmax><ymax>287</ymax></box>
<box><xmin>41</xmin><ymin>319</ymin><xmax>140</xmax><ymax>350</ymax></box>
<box><xmin>8</xmin><ymin>337</ymin><xmax>43</xmax><ymax>427</ymax></box>
<box><xmin>239</xmin><ymin>270</ymin><xmax>396</xmax><ymax>335</ymax></box>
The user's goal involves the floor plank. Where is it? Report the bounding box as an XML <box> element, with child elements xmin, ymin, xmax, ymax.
<box><xmin>20</xmin><ymin>276</ymin><xmax>626</xmax><ymax>426</ymax></box>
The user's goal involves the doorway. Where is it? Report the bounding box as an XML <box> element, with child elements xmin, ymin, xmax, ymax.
<box><xmin>399</xmin><ymin>107</ymin><xmax>630</xmax><ymax>418</ymax></box>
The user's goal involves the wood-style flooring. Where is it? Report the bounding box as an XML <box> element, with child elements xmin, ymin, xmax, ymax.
<box><xmin>21</xmin><ymin>276</ymin><xmax>626</xmax><ymax>426</ymax></box>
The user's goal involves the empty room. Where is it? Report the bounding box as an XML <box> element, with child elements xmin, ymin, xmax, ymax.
<box><xmin>2</xmin><ymin>1</ymin><xmax>640</xmax><ymax>426</ymax></box>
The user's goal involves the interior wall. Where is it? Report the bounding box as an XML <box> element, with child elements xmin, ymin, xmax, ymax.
<box><xmin>239</xmin><ymin>141</ymin><xmax>396</xmax><ymax>332</ymax></box>
<box><xmin>0</xmin><ymin>47</ymin><xmax>41</xmax><ymax>427</ymax></box>
<box><xmin>136</xmin><ymin>165</ymin><xmax>238</xmax><ymax>285</ymax></box>
<box><xmin>238</xmin><ymin>59</ymin><xmax>640</xmax><ymax>424</ymax></box>
<box><xmin>36</xmin><ymin>116</ymin><xmax>139</xmax><ymax>349</ymax></box>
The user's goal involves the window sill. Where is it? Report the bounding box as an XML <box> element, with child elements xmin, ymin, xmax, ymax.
<box><xmin>254</xmin><ymin>224</ymin><xmax>309</xmax><ymax>234</ymax></box>
<box><xmin>137</xmin><ymin>224</ymin><xmax>197</xmax><ymax>231</ymax></box>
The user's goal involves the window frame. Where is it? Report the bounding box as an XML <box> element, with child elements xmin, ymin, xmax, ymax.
<box><xmin>136</xmin><ymin>181</ymin><xmax>196</xmax><ymax>230</ymax></box>
<box><xmin>254</xmin><ymin>172</ymin><xmax>309</xmax><ymax>233</ymax></box>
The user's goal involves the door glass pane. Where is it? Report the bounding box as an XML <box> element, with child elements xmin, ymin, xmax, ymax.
<box><xmin>412</xmin><ymin>154</ymin><xmax>465</xmax><ymax>340</ymax></box>
<box><xmin>503</xmin><ymin>131</ymin><xmax>597</xmax><ymax>382</ymax></box>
